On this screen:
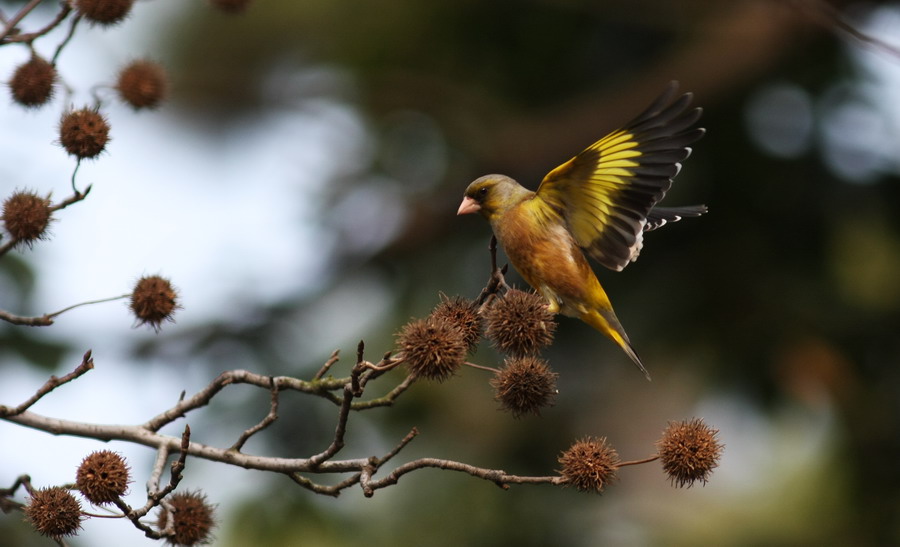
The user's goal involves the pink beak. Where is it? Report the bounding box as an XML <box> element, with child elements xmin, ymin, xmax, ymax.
<box><xmin>457</xmin><ymin>196</ymin><xmax>481</xmax><ymax>215</ymax></box>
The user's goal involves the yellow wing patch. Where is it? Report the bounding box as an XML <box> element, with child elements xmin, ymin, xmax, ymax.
<box><xmin>534</xmin><ymin>84</ymin><xmax>704</xmax><ymax>271</ymax></box>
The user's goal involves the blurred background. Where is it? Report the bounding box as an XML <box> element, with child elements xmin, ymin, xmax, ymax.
<box><xmin>2</xmin><ymin>0</ymin><xmax>900</xmax><ymax>545</ymax></box>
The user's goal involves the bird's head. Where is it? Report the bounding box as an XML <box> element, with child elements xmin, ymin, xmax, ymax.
<box><xmin>457</xmin><ymin>175</ymin><xmax>532</xmax><ymax>221</ymax></box>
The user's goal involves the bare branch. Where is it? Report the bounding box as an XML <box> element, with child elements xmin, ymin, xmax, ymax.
<box><xmin>111</xmin><ymin>426</ymin><xmax>191</xmax><ymax>540</ymax></box>
<box><xmin>790</xmin><ymin>0</ymin><xmax>900</xmax><ymax>60</ymax></box>
<box><xmin>0</xmin><ymin>293</ymin><xmax>127</xmax><ymax>326</ymax></box>
<box><xmin>286</xmin><ymin>472</ymin><xmax>358</xmax><ymax>497</ymax></box>
<box><xmin>51</xmin><ymin>11</ymin><xmax>80</xmax><ymax>64</ymax></box>
<box><xmin>147</xmin><ymin>444</ymin><xmax>171</xmax><ymax>498</ymax></box>
<box><xmin>0</xmin><ymin>0</ymin><xmax>44</xmax><ymax>42</ymax></box>
<box><xmin>361</xmin><ymin>458</ymin><xmax>564</xmax><ymax>497</ymax></box>
<box><xmin>230</xmin><ymin>379</ymin><xmax>279</xmax><ymax>452</ymax></box>
<box><xmin>142</xmin><ymin>369</ymin><xmax>343</xmax><ymax>433</ymax></box>
<box><xmin>0</xmin><ymin>474</ymin><xmax>34</xmax><ymax>513</ymax></box>
<box><xmin>350</xmin><ymin>373</ymin><xmax>416</xmax><ymax>410</ymax></box>
<box><xmin>374</xmin><ymin>427</ymin><xmax>419</xmax><ymax>466</ymax></box>
<box><xmin>475</xmin><ymin>236</ymin><xmax>509</xmax><ymax>308</ymax></box>
<box><xmin>0</xmin><ymin>350</ymin><xmax>94</xmax><ymax>417</ymax></box>
<box><xmin>1</xmin><ymin>1</ymin><xmax>72</xmax><ymax>44</ymax></box>
<box><xmin>308</xmin><ymin>357</ymin><xmax>368</xmax><ymax>467</ymax></box>
<box><xmin>50</xmin><ymin>183</ymin><xmax>92</xmax><ymax>213</ymax></box>
<box><xmin>313</xmin><ymin>349</ymin><xmax>341</xmax><ymax>380</ymax></box>
<box><xmin>0</xmin><ymin>308</ymin><xmax>54</xmax><ymax>326</ymax></box>
<box><xmin>618</xmin><ymin>455</ymin><xmax>660</xmax><ymax>468</ymax></box>
<box><xmin>148</xmin><ymin>425</ymin><xmax>190</xmax><ymax>509</ymax></box>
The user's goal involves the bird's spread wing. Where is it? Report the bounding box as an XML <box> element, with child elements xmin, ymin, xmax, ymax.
<box><xmin>533</xmin><ymin>82</ymin><xmax>705</xmax><ymax>271</ymax></box>
<box><xmin>645</xmin><ymin>205</ymin><xmax>708</xmax><ymax>232</ymax></box>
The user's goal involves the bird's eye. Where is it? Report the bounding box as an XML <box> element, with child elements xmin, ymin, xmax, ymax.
<box><xmin>478</xmin><ymin>187</ymin><xmax>488</xmax><ymax>197</ymax></box>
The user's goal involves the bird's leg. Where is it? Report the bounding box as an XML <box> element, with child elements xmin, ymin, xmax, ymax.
<box><xmin>475</xmin><ymin>236</ymin><xmax>510</xmax><ymax>307</ymax></box>
<box><xmin>488</xmin><ymin>235</ymin><xmax>511</xmax><ymax>291</ymax></box>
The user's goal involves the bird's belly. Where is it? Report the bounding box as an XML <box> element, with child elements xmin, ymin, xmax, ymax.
<box><xmin>497</xmin><ymin>221</ymin><xmax>597</xmax><ymax>317</ymax></box>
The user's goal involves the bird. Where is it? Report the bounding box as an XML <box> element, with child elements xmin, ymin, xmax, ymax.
<box><xmin>457</xmin><ymin>81</ymin><xmax>706</xmax><ymax>380</ymax></box>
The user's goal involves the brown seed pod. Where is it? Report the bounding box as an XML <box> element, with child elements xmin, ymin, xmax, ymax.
<box><xmin>130</xmin><ymin>275</ymin><xmax>180</xmax><ymax>331</ymax></box>
<box><xmin>117</xmin><ymin>60</ymin><xmax>168</xmax><ymax>109</ymax></box>
<box><xmin>24</xmin><ymin>486</ymin><xmax>84</xmax><ymax>540</ymax></box>
<box><xmin>558</xmin><ymin>436</ymin><xmax>620</xmax><ymax>494</ymax></box>
<box><xmin>396</xmin><ymin>316</ymin><xmax>467</xmax><ymax>382</ymax></box>
<box><xmin>157</xmin><ymin>491</ymin><xmax>216</xmax><ymax>546</ymax></box>
<box><xmin>484</xmin><ymin>289</ymin><xmax>556</xmax><ymax>356</ymax></box>
<box><xmin>9</xmin><ymin>56</ymin><xmax>56</xmax><ymax>108</ymax></box>
<box><xmin>490</xmin><ymin>355</ymin><xmax>558</xmax><ymax>418</ymax></box>
<box><xmin>2</xmin><ymin>190</ymin><xmax>52</xmax><ymax>246</ymax></box>
<box><xmin>75</xmin><ymin>0</ymin><xmax>134</xmax><ymax>25</ymax></box>
<box><xmin>430</xmin><ymin>295</ymin><xmax>481</xmax><ymax>351</ymax></box>
<box><xmin>59</xmin><ymin>108</ymin><xmax>110</xmax><ymax>159</ymax></box>
<box><xmin>76</xmin><ymin>450</ymin><xmax>131</xmax><ymax>504</ymax></box>
<box><xmin>657</xmin><ymin>418</ymin><xmax>724</xmax><ymax>487</ymax></box>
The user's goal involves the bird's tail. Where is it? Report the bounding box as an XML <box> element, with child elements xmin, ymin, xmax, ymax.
<box><xmin>580</xmin><ymin>308</ymin><xmax>651</xmax><ymax>381</ymax></box>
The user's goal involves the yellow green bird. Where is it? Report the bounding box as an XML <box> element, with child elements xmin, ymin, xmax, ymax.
<box><xmin>457</xmin><ymin>82</ymin><xmax>705</xmax><ymax>379</ymax></box>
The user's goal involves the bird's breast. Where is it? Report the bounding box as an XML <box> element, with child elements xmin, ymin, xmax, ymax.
<box><xmin>493</xmin><ymin>202</ymin><xmax>604</xmax><ymax>315</ymax></box>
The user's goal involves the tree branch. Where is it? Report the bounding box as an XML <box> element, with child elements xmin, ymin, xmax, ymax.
<box><xmin>0</xmin><ymin>350</ymin><xmax>94</xmax><ymax>417</ymax></box>
<box><xmin>0</xmin><ymin>0</ymin><xmax>44</xmax><ymax>42</ymax></box>
<box><xmin>0</xmin><ymin>346</ymin><xmax>576</xmax><ymax>498</ymax></box>
<box><xmin>361</xmin><ymin>457</ymin><xmax>564</xmax><ymax>497</ymax></box>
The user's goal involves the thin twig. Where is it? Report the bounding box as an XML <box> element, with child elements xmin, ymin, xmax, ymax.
<box><xmin>0</xmin><ymin>475</ymin><xmax>33</xmax><ymax>513</ymax></box>
<box><xmin>350</xmin><ymin>374</ymin><xmax>416</xmax><ymax>410</ymax></box>
<box><xmin>0</xmin><ymin>294</ymin><xmax>128</xmax><ymax>327</ymax></box>
<box><xmin>147</xmin><ymin>444</ymin><xmax>170</xmax><ymax>497</ymax></box>
<box><xmin>361</xmin><ymin>357</ymin><xmax>404</xmax><ymax>373</ymax></box>
<box><xmin>286</xmin><ymin>472</ymin><xmax>357</xmax><ymax>497</ymax></box>
<box><xmin>116</xmin><ymin>425</ymin><xmax>191</xmax><ymax>541</ymax></box>
<box><xmin>361</xmin><ymin>457</ymin><xmax>564</xmax><ymax>497</ymax></box>
<box><xmin>46</xmin><ymin>294</ymin><xmax>130</xmax><ymax>319</ymax></box>
<box><xmin>50</xmin><ymin>182</ymin><xmax>92</xmax><ymax>213</ymax></box>
<box><xmin>0</xmin><ymin>0</ymin><xmax>43</xmax><ymax>42</ymax></box>
<box><xmin>313</xmin><ymin>349</ymin><xmax>341</xmax><ymax>380</ymax></box>
<box><xmin>374</xmin><ymin>428</ymin><xmax>419</xmax><ymax>466</ymax></box>
<box><xmin>112</xmin><ymin>498</ymin><xmax>163</xmax><ymax>540</ymax></box>
<box><xmin>475</xmin><ymin>236</ymin><xmax>510</xmax><ymax>308</ymax></box>
<box><xmin>2</xmin><ymin>2</ymin><xmax>72</xmax><ymax>44</ymax></box>
<box><xmin>230</xmin><ymin>378</ymin><xmax>279</xmax><ymax>452</ymax></box>
<box><xmin>142</xmin><ymin>369</ymin><xmax>343</xmax><ymax>433</ymax></box>
<box><xmin>52</xmin><ymin>11</ymin><xmax>80</xmax><ymax>64</ymax></box>
<box><xmin>790</xmin><ymin>0</ymin><xmax>900</xmax><ymax>60</ymax></box>
<box><xmin>0</xmin><ymin>308</ymin><xmax>54</xmax><ymax>326</ymax></box>
<box><xmin>308</xmin><ymin>361</ymin><xmax>365</xmax><ymax>467</ymax></box>
<box><xmin>617</xmin><ymin>455</ymin><xmax>660</xmax><ymax>467</ymax></box>
<box><xmin>0</xmin><ymin>350</ymin><xmax>94</xmax><ymax>417</ymax></box>
<box><xmin>463</xmin><ymin>361</ymin><xmax>501</xmax><ymax>374</ymax></box>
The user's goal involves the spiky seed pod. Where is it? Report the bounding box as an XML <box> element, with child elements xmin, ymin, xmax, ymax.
<box><xmin>396</xmin><ymin>316</ymin><xmax>467</xmax><ymax>382</ymax></box>
<box><xmin>157</xmin><ymin>491</ymin><xmax>216</xmax><ymax>546</ymax></box>
<box><xmin>59</xmin><ymin>108</ymin><xmax>110</xmax><ymax>159</ymax></box>
<box><xmin>490</xmin><ymin>356</ymin><xmax>558</xmax><ymax>417</ymax></box>
<box><xmin>117</xmin><ymin>60</ymin><xmax>168</xmax><ymax>109</ymax></box>
<box><xmin>75</xmin><ymin>0</ymin><xmax>134</xmax><ymax>25</ymax></box>
<box><xmin>209</xmin><ymin>0</ymin><xmax>253</xmax><ymax>13</ymax></box>
<box><xmin>657</xmin><ymin>418</ymin><xmax>723</xmax><ymax>488</ymax></box>
<box><xmin>484</xmin><ymin>289</ymin><xmax>556</xmax><ymax>356</ymax></box>
<box><xmin>130</xmin><ymin>275</ymin><xmax>180</xmax><ymax>331</ymax></box>
<box><xmin>76</xmin><ymin>450</ymin><xmax>131</xmax><ymax>504</ymax></box>
<box><xmin>2</xmin><ymin>191</ymin><xmax>52</xmax><ymax>245</ymax></box>
<box><xmin>9</xmin><ymin>56</ymin><xmax>56</xmax><ymax>108</ymax></box>
<box><xmin>430</xmin><ymin>295</ymin><xmax>481</xmax><ymax>351</ymax></box>
<box><xmin>24</xmin><ymin>486</ymin><xmax>84</xmax><ymax>540</ymax></box>
<box><xmin>558</xmin><ymin>437</ymin><xmax>620</xmax><ymax>493</ymax></box>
